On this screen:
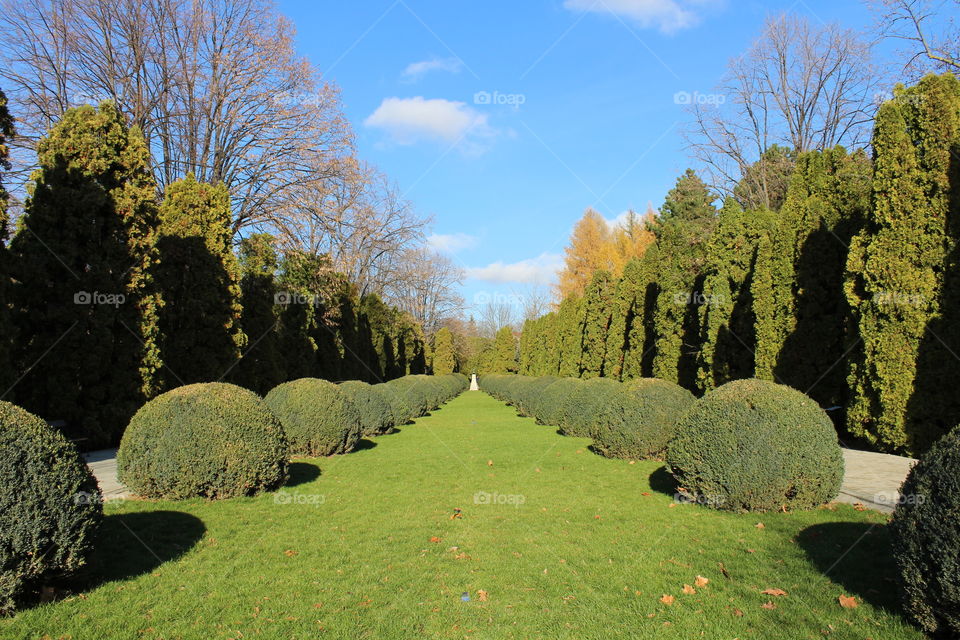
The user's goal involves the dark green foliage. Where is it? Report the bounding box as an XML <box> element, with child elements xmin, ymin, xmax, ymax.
<box><xmin>264</xmin><ymin>378</ymin><xmax>361</xmax><ymax>456</ymax></box>
<box><xmin>696</xmin><ymin>200</ymin><xmax>778</xmax><ymax>393</ymax></box>
<box><xmin>0</xmin><ymin>401</ymin><xmax>102</xmax><ymax>614</ymax></box>
<box><xmin>557</xmin><ymin>377</ymin><xmax>622</xmax><ymax>437</ymax></box>
<box><xmin>338</xmin><ymin>381</ymin><xmax>394</xmax><ymax>436</ymax></box>
<box><xmin>155</xmin><ymin>174</ymin><xmax>244</xmax><ymax>390</ymax></box>
<box><xmin>493</xmin><ymin>326</ymin><xmax>518</xmax><ymax>373</ymax></box>
<box><xmin>556</xmin><ymin>296</ymin><xmax>584</xmax><ymax>377</ymax></box>
<box><xmin>591</xmin><ymin>378</ymin><xmax>695</xmax><ymax>459</ymax></box>
<box><xmin>373</xmin><ymin>374</ymin><xmax>465</xmax><ymax>425</ymax></box>
<box><xmin>846</xmin><ymin>73</ymin><xmax>960</xmax><ymax>455</ymax></box>
<box><xmin>889</xmin><ymin>425</ymin><xmax>960</xmax><ymax>636</ymax></box>
<box><xmin>117</xmin><ymin>383</ymin><xmax>288</xmax><ymax>499</ymax></box>
<box><xmin>732</xmin><ymin>144</ymin><xmax>796</xmax><ymax>212</ymax></box>
<box><xmin>232</xmin><ymin>234</ymin><xmax>285</xmax><ymax>394</ymax></box>
<box><xmin>432</xmin><ymin>327</ymin><xmax>456</xmax><ymax>375</ymax></box>
<box><xmin>666</xmin><ymin>379</ymin><xmax>843</xmax><ymax>512</ymax></box>
<box><xmin>0</xmin><ymin>89</ymin><xmax>14</xmax><ymax>396</ymax></box>
<box><xmin>9</xmin><ymin>102</ymin><xmax>161</xmax><ymax>447</ymax></box>
<box><xmin>536</xmin><ymin>378</ymin><xmax>583</xmax><ymax>426</ymax></box>
<box><xmin>753</xmin><ymin>147</ymin><xmax>871</xmax><ymax>411</ymax></box>
<box><xmin>580</xmin><ymin>270</ymin><xmax>615</xmax><ymax>378</ymax></box>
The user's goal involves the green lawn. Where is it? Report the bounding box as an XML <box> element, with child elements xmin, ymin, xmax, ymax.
<box><xmin>3</xmin><ymin>392</ymin><xmax>922</xmax><ymax>639</ymax></box>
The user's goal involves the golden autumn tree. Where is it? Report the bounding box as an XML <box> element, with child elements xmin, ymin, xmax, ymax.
<box><xmin>611</xmin><ymin>208</ymin><xmax>655</xmax><ymax>273</ymax></box>
<box><xmin>557</xmin><ymin>208</ymin><xmax>617</xmax><ymax>299</ymax></box>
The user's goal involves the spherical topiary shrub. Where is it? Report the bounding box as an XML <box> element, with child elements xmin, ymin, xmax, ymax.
<box><xmin>339</xmin><ymin>381</ymin><xmax>394</xmax><ymax>436</ymax></box>
<box><xmin>265</xmin><ymin>378</ymin><xmax>361</xmax><ymax>456</ymax></box>
<box><xmin>666</xmin><ymin>379</ymin><xmax>843</xmax><ymax>512</ymax></box>
<box><xmin>592</xmin><ymin>378</ymin><xmax>695</xmax><ymax>460</ymax></box>
<box><xmin>557</xmin><ymin>378</ymin><xmax>622</xmax><ymax>437</ymax></box>
<box><xmin>0</xmin><ymin>401</ymin><xmax>103</xmax><ymax>614</ymax></box>
<box><xmin>118</xmin><ymin>383</ymin><xmax>288</xmax><ymax>500</ymax></box>
<box><xmin>889</xmin><ymin>425</ymin><xmax>960</xmax><ymax>636</ymax></box>
<box><xmin>536</xmin><ymin>378</ymin><xmax>582</xmax><ymax>426</ymax></box>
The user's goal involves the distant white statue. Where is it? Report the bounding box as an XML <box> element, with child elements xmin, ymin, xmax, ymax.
<box><xmin>470</xmin><ymin>373</ymin><xmax>479</xmax><ymax>391</ymax></box>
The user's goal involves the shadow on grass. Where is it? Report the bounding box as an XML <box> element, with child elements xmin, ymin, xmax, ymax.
<box><xmin>351</xmin><ymin>438</ymin><xmax>378</xmax><ymax>453</ymax></box>
<box><xmin>286</xmin><ymin>461</ymin><xmax>321</xmax><ymax>487</ymax></box>
<box><xmin>71</xmin><ymin>510</ymin><xmax>205</xmax><ymax>593</ymax></box>
<box><xmin>648</xmin><ymin>466</ymin><xmax>678</xmax><ymax>496</ymax></box>
<box><xmin>797</xmin><ymin>521</ymin><xmax>905</xmax><ymax>614</ymax></box>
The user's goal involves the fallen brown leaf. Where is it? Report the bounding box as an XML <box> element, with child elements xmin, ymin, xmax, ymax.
<box><xmin>682</xmin><ymin>584</ymin><xmax>696</xmax><ymax>595</ymax></box>
<box><xmin>761</xmin><ymin>601</ymin><xmax>777</xmax><ymax>610</ymax></box>
<box><xmin>761</xmin><ymin>588</ymin><xmax>787</xmax><ymax>597</ymax></box>
<box><xmin>284</xmin><ymin>549</ymin><xmax>298</xmax><ymax>557</ymax></box>
<box><xmin>838</xmin><ymin>594</ymin><xmax>858</xmax><ymax>609</ymax></box>
<box><xmin>660</xmin><ymin>594</ymin><xmax>675</xmax><ymax>605</ymax></box>
<box><xmin>755</xmin><ymin>522</ymin><xmax>765</xmax><ymax>529</ymax></box>
<box><xmin>694</xmin><ymin>575</ymin><xmax>709</xmax><ymax>588</ymax></box>
<box><xmin>429</xmin><ymin>536</ymin><xmax>441</xmax><ymax>543</ymax></box>
<box><xmin>477</xmin><ymin>590</ymin><xmax>488</xmax><ymax>602</ymax></box>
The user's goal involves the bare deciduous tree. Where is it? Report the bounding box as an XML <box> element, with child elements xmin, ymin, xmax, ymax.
<box><xmin>0</xmin><ymin>0</ymin><xmax>353</xmax><ymax>232</ymax></box>
<box><xmin>867</xmin><ymin>0</ymin><xmax>960</xmax><ymax>75</ymax></box>
<box><xmin>383</xmin><ymin>247</ymin><xmax>465</xmax><ymax>336</ymax></box>
<box><xmin>684</xmin><ymin>14</ymin><xmax>879</xmax><ymax>203</ymax></box>
<box><xmin>477</xmin><ymin>300</ymin><xmax>516</xmax><ymax>338</ymax></box>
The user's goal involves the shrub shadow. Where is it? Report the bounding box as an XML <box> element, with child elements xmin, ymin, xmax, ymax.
<box><xmin>648</xmin><ymin>466</ymin><xmax>678</xmax><ymax>496</ymax></box>
<box><xmin>71</xmin><ymin>510</ymin><xmax>205</xmax><ymax>593</ymax></box>
<box><xmin>797</xmin><ymin>521</ymin><xmax>905</xmax><ymax>614</ymax></box>
<box><xmin>350</xmin><ymin>438</ymin><xmax>378</xmax><ymax>452</ymax></box>
<box><xmin>285</xmin><ymin>461</ymin><xmax>321</xmax><ymax>487</ymax></box>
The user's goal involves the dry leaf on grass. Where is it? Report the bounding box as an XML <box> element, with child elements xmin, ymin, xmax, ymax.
<box><xmin>761</xmin><ymin>588</ymin><xmax>787</xmax><ymax>597</ymax></box>
<box><xmin>660</xmin><ymin>595</ymin><xmax>675</xmax><ymax>605</ymax></box>
<box><xmin>695</xmin><ymin>575</ymin><xmax>709</xmax><ymax>588</ymax></box>
<box><xmin>682</xmin><ymin>584</ymin><xmax>696</xmax><ymax>595</ymax></box>
<box><xmin>429</xmin><ymin>536</ymin><xmax>441</xmax><ymax>543</ymax></box>
<box><xmin>283</xmin><ymin>549</ymin><xmax>298</xmax><ymax>557</ymax></box>
<box><xmin>477</xmin><ymin>590</ymin><xmax>488</xmax><ymax>602</ymax></box>
<box><xmin>838</xmin><ymin>595</ymin><xmax>858</xmax><ymax>609</ymax></box>
<box><xmin>761</xmin><ymin>601</ymin><xmax>777</xmax><ymax>610</ymax></box>
<box><xmin>755</xmin><ymin>522</ymin><xmax>765</xmax><ymax>529</ymax></box>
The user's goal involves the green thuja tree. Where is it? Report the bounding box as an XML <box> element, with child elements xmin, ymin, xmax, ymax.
<box><xmin>752</xmin><ymin>147</ymin><xmax>871</xmax><ymax>412</ymax></box>
<box><xmin>493</xmin><ymin>325</ymin><xmax>518</xmax><ymax>373</ymax></box>
<box><xmin>0</xmin><ymin>89</ymin><xmax>15</xmax><ymax>396</ymax></box>
<box><xmin>154</xmin><ymin>174</ymin><xmax>245</xmax><ymax>390</ymax></box>
<box><xmin>621</xmin><ymin>253</ymin><xmax>660</xmax><ymax>380</ymax></box>
<box><xmin>846</xmin><ymin>74</ymin><xmax>960</xmax><ymax>454</ymax></box>
<box><xmin>649</xmin><ymin>169</ymin><xmax>717</xmax><ymax>389</ymax></box>
<box><xmin>433</xmin><ymin>327</ymin><xmax>456</xmax><ymax>374</ymax></box>
<box><xmin>580</xmin><ymin>269</ymin><xmax>615</xmax><ymax>378</ymax></box>
<box><xmin>695</xmin><ymin>199</ymin><xmax>777</xmax><ymax>393</ymax></box>
<box><xmin>10</xmin><ymin>102</ymin><xmax>161</xmax><ymax>446</ymax></box>
<box><xmin>360</xmin><ymin>293</ymin><xmax>398</xmax><ymax>380</ymax></box>
<box><xmin>556</xmin><ymin>295</ymin><xmax>584</xmax><ymax>377</ymax></box>
<box><xmin>231</xmin><ymin>233</ymin><xmax>285</xmax><ymax>394</ymax></box>
<box><xmin>603</xmin><ymin>258</ymin><xmax>651</xmax><ymax>380</ymax></box>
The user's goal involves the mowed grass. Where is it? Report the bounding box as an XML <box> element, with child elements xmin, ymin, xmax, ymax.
<box><xmin>3</xmin><ymin>392</ymin><xmax>923</xmax><ymax>639</ymax></box>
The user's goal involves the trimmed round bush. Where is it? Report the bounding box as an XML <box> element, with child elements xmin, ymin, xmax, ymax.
<box><xmin>666</xmin><ymin>379</ymin><xmax>843</xmax><ymax>512</ymax></box>
<box><xmin>890</xmin><ymin>425</ymin><xmax>960</xmax><ymax>636</ymax></box>
<box><xmin>557</xmin><ymin>378</ymin><xmax>622</xmax><ymax>437</ymax></box>
<box><xmin>0</xmin><ymin>401</ymin><xmax>103</xmax><ymax>614</ymax></box>
<box><xmin>118</xmin><ymin>383</ymin><xmax>289</xmax><ymax>499</ymax></box>
<box><xmin>265</xmin><ymin>378</ymin><xmax>362</xmax><ymax>456</ymax></box>
<box><xmin>536</xmin><ymin>378</ymin><xmax>583</xmax><ymax>426</ymax></box>
<box><xmin>591</xmin><ymin>378</ymin><xmax>695</xmax><ymax>459</ymax></box>
<box><xmin>339</xmin><ymin>381</ymin><xmax>394</xmax><ymax>436</ymax></box>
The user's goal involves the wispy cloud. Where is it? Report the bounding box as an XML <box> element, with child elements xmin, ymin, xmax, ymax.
<box><xmin>401</xmin><ymin>57</ymin><xmax>463</xmax><ymax>82</ymax></box>
<box><xmin>563</xmin><ymin>0</ymin><xmax>712</xmax><ymax>33</ymax></box>
<box><xmin>428</xmin><ymin>232</ymin><xmax>479</xmax><ymax>253</ymax></box>
<box><xmin>466</xmin><ymin>253</ymin><xmax>563</xmax><ymax>285</ymax></box>
<box><xmin>364</xmin><ymin>96</ymin><xmax>498</xmax><ymax>152</ymax></box>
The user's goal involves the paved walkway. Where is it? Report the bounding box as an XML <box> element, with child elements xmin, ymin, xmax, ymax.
<box><xmin>82</xmin><ymin>448</ymin><xmax>130</xmax><ymax>500</ymax></box>
<box><xmin>82</xmin><ymin>445</ymin><xmax>918</xmax><ymax>513</ymax></box>
<box><xmin>835</xmin><ymin>447</ymin><xmax>917</xmax><ymax>514</ymax></box>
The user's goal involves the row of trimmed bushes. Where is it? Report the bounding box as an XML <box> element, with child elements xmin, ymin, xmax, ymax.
<box><xmin>479</xmin><ymin>373</ymin><xmax>960</xmax><ymax>636</ymax></box>
<box><xmin>0</xmin><ymin>373</ymin><xmax>467</xmax><ymax>613</ymax></box>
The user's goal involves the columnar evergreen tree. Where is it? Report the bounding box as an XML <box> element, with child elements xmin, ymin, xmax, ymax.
<box><xmin>493</xmin><ymin>325</ymin><xmax>518</xmax><ymax>373</ymax></box>
<box><xmin>232</xmin><ymin>233</ymin><xmax>285</xmax><ymax>394</ymax></box>
<box><xmin>752</xmin><ymin>147</ymin><xmax>871</xmax><ymax>410</ymax></box>
<box><xmin>579</xmin><ymin>269</ymin><xmax>615</xmax><ymax>377</ymax></box>
<box><xmin>695</xmin><ymin>199</ymin><xmax>777</xmax><ymax>393</ymax></box>
<box><xmin>845</xmin><ymin>73</ymin><xmax>960</xmax><ymax>454</ymax></box>
<box><xmin>10</xmin><ymin>102</ymin><xmax>161</xmax><ymax>446</ymax></box>
<box><xmin>0</xmin><ymin>89</ymin><xmax>14</xmax><ymax>396</ymax></box>
<box><xmin>361</xmin><ymin>293</ymin><xmax>399</xmax><ymax>380</ymax></box>
<box><xmin>154</xmin><ymin>174</ymin><xmax>245</xmax><ymax>390</ymax></box>
<box><xmin>432</xmin><ymin>327</ymin><xmax>456</xmax><ymax>374</ymax></box>
<box><xmin>602</xmin><ymin>258</ymin><xmax>650</xmax><ymax>380</ymax></box>
<box><xmin>556</xmin><ymin>295</ymin><xmax>584</xmax><ymax>377</ymax></box>
<box><xmin>649</xmin><ymin>169</ymin><xmax>717</xmax><ymax>389</ymax></box>
<box><xmin>621</xmin><ymin>254</ymin><xmax>660</xmax><ymax>379</ymax></box>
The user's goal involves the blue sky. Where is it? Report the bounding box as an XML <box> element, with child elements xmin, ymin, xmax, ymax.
<box><xmin>277</xmin><ymin>0</ymin><xmax>886</xmax><ymax>317</ymax></box>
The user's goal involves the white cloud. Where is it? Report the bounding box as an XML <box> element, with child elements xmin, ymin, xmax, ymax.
<box><xmin>466</xmin><ymin>253</ymin><xmax>564</xmax><ymax>285</ymax></box>
<box><xmin>401</xmin><ymin>57</ymin><xmax>463</xmax><ymax>82</ymax></box>
<box><xmin>364</xmin><ymin>97</ymin><xmax>494</xmax><ymax>148</ymax></box>
<box><xmin>427</xmin><ymin>232</ymin><xmax>479</xmax><ymax>253</ymax></box>
<box><xmin>563</xmin><ymin>0</ymin><xmax>708</xmax><ymax>33</ymax></box>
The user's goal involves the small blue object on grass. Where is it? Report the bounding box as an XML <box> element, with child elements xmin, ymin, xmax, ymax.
<box><xmin>461</xmin><ymin>592</ymin><xmax>470</xmax><ymax>601</ymax></box>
